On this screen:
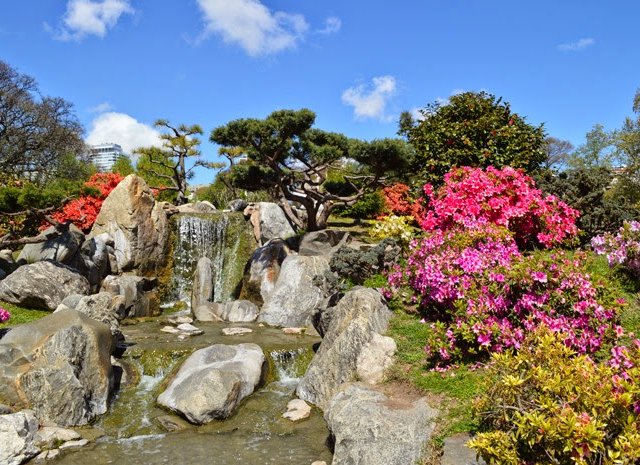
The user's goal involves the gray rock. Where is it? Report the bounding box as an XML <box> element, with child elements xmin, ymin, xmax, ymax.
<box><xmin>176</xmin><ymin>201</ymin><xmax>216</xmax><ymax>214</ymax></box>
<box><xmin>0</xmin><ymin>268</ymin><xmax>5</xmax><ymax>280</ymax></box>
<box><xmin>326</xmin><ymin>383</ymin><xmax>437</xmax><ymax>465</ymax></box>
<box><xmin>258</xmin><ymin>255</ymin><xmax>329</xmax><ymax>328</ymax></box>
<box><xmin>89</xmin><ymin>174</ymin><xmax>169</xmax><ymax>275</ymax></box>
<box><xmin>35</xmin><ymin>449</ymin><xmax>60</xmax><ymax>461</ymax></box>
<box><xmin>296</xmin><ymin>288</ymin><xmax>391</xmax><ymax>409</ymax></box>
<box><xmin>239</xmin><ymin>239</ymin><xmax>290</xmax><ymax>306</ymax></box>
<box><xmin>190</xmin><ymin>257</ymin><xmax>213</xmax><ymax>311</ymax></box>
<box><xmin>0</xmin><ymin>410</ymin><xmax>40</xmax><ymax>465</ymax></box>
<box><xmin>228</xmin><ymin>199</ymin><xmax>247</xmax><ymax>212</ymax></box>
<box><xmin>17</xmin><ymin>224</ymin><xmax>85</xmax><ymax>266</ymax></box>
<box><xmin>35</xmin><ymin>426</ymin><xmax>81</xmax><ymax>448</ymax></box>
<box><xmin>68</xmin><ymin>292</ymin><xmax>127</xmax><ymax>337</ymax></box>
<box><xmin>155</xmin><ymin>414</ymin><xmax>191</xmax><ymax>432</ymax></box>
<box><xmin>0</xmin><ymin>309</ymin><xmax>113</xmax><ymax>426</ymax></box>
<box><xmin>244</xmin><ymin>202</ymin><xmax>295</xmax><ymax>245</ymax></box>
<box><xmin>76</xmin><ymin>233</ymin><xmax>113</xmax><ymax>290</ymax></box>
<box><xmin>222</xmin><ymin>327</ymin><xmax>253</xmax><ymax>336</ymax></box>
<box><xmin>356</xmin><ymin>334</ymin><xmax>397</xmax><ymax>385</ymax></box>
<box><xmin>58</xmin><ymin>438</ymin><xmax>89</xmax><ymax>450</ymax></box>
<box><xmin>57</xmin><ymin>294</ymin><xmax>85</xmax><ymax>312</ymax></box>
<box><xmin>101</xmin><ymin>274</ymin><xmax>158</xmax><ymax>317</ymax></box>
<box><xmin>219</xmin><ymin>300</ymin><xmax>259</xmax><ymax>322</ymax></box>
<box><xmin>441</xmin><ymin>433</ymin><xmax>486</xmax><ymax>465</ymax></box>
<box><xmin>157</xmin><ymin>343</ymin><xmax>265</xmax><ymax>424</ymax></box>
<box><xmin>193</xmin><ymin>303</ymin><xmax>223</xmax><ymax>322</ymax></box>
<box><xmin>298</xmin><ymin>230</ymin><xmax>350</xmax><ymax>256</ymax></box>
<box><xmin>0</xmin><ymin>249</ymin><xmax>16</xmax><ymax>275</ymax></box>
<box><xmin>0</xmin><ymin>261</ymin><xmax>90</xmax><ymax>311</ymax></box>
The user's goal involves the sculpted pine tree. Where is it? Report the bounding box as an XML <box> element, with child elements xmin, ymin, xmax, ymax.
<box><xmin>135</xmin><ymin>120</ymin><xmax>222</xmax><ymax>205</ymax></box>
<box><xmin>211</xmin><ymin>109</ymin><xmax>412</xmax><ymax>231</ymax></box>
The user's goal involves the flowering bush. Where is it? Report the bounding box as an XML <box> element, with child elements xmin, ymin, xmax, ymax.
<box><xmin>380</xmin><ymin>183</ymin><xmax>425</xmax><ymax>221</ymax></box>
<box><xmin>0</xmin><ymin>306</ymin><xmax>9</xmax><ymax>322</ymax></box>
<box><xmin>470</xmin><ymin>329</ymin><xmax>640</xmax><ymax>465</ymax></box>
<box><xmin>418</xmin><ymin>166</ymin><xmax>580</xmax><ymax>249</ymax></box>
<box><xmin>369</xmin><ymin>215</ymin><xmax>416</xmax><ymax>246</ymax></box>
<box><xmin>387</xmin><ymin>225</ymin><xmax>623</xmax><ymax>368</ymax></box>
<box><xmin>592</xmin><ymin>220</ymin><xmax>640</xmax><ymax>278</ymax></box>
<box><xmin>49</xmin><ymin>173</ymin><xmax>123</xmax><ymax>232</ymax></box>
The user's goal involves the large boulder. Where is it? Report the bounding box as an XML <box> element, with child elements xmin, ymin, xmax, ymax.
<box><xmin>325</xmin><ymin>383</ymin><xmax>437</xmax><ymax>465</ymax></box>
<box><xmin>298</xmin><ymin>230</ymin><xmax>351</xmax><ymax>256</ymax></box>
<box><xmin>0</xmin><ymin>249</ymin><xmax>16</xmax><ymax>276</ymax></box>
<box><xmin>0</xmin><ymin>309</ymin><xmax>113</xmax><ymax>426</ymax></box>
<box><xmin>356</xmin><ymin>334</ymin><xmax>397</xmax><ymax>385</ymax></box>
<box><xmin>258</xmin><ymin>255</ymin><xmax>329</xmax><ymax>328</ymax></box>
<box><xmin>101</xmin><ymin>274</ymin><xmax>158</xmax><ymax>317</ymax></box>
<box><xmin>239</xmin><ymin>239</ymin><xmax>290</xmax><ymax>306</ymax></box>
<box><xmin>57</xmin><ymin>292</ymin><xmax>127</xmax><ymax>339</ymax></box>
<box><xmin>193</xmin><ymin>300</ymin><xmax>258</xmax><ymax>323</ymax></box>
<box><xmin>296</xmin><ymin>287</ymin><xmax>391</xmax><ymax>409</ymax></box>
<box><xmin>0</xmin><ymin>261</ymin><xmax>89</xmax><ymax>311</ymax></box>
<box><xmin>191</xmin><ymin>257</ymin><xmax>213</xmax><ymax>311</ymax></box>
<box><xmin>0</xmin><ymin>410</ymin><xmax>40</xmax><ymax>465</ymax></box>
<box><xmin>244</xmin><ymin>202</ymin><xmax>295</xmax><ymax>245</ymax></box>
<box><xmin>157</xmin><ymin>343</ymin><xmax>265</xmax><ymax>424</ymax></box>
<box><xmin>17</xmin><ymin>224</ymin><xmax>85</xmax><ymax>266</ymax></box>
<box><xmin>89</xmin><ymin>174</ymin><xmax>169</xmax><ymax>275</ymax></box>
<box><xmin>74</xmin><ymin>233</ymin><xmax>114</xmax><ymax>291</ymax></box>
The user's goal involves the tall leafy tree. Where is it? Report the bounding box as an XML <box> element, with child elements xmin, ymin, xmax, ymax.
<box><xmin>0</xmin><ymin>60</ymin><xmax>86</xmax><ymax>183</ymax></box>
<box><xmin>404</xmin><ymin>91</ymin><xmax>546</xmax><ymax>184</ymax></box>
<box><xmin>211</xmin><ymin>109</ymin><xmax>412</xmax><ymax>231</ymax></box>
<box><xmin>135</xmin><ymin>120</ymin><xmax>221</xmax><ymax>205</ymax></box>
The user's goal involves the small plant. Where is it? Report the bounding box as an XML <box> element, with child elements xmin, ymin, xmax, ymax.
<box><xmin>469</xmin><ymin>329</ymin><xmax>640</xmax><ymax>465</ymax></box>
<box><xmin>592</xmin><ymin>220</ymin><xmax>640</xmax><ymax>278</ymax></box>
<box><xmin>0</xmin><ymin>306</ymin><xmax>10</xmax><ymax>322</ymax></box>
<box><xmin>369</xmin><ymin>215</ymin><xmax>417</xmax><ymax>246</ymax></box>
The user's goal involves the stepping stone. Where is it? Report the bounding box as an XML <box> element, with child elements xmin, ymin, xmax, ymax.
<box><xmin>441</xmin><ymin>433</ymin><xmax>486</xmax><ymax>465</ymax></box>
<box><xmin>58</xmin><ymin>439</ymin><xmax>89</xmax><ymax>450</ymax></box>
<box><xmin>168</xmin><ymin>316</ymin><xmax>193</xmax><ymax>325</ymax></box>
<box><xmin>283</xmin><ymin>399</ymin><xmax>311</xmax><ymax>421</ymax></box>
<box><xmin>283</xmin><ymin>327</ymin><xmax>306</xmax><ymax>335</ymax></box>
<box><xmin>161</xmin><ymin>326</ymin><xmax>181</xmax><ymax>334</ymax></box>
<box><xmin>222</xmin><ymin>327</ymin><xmax>253</xmax><ymax>336</ymax></box>
<box><xmin>176</xmin><ymin>323</ymin><xmax>204</xmax><ymax>335</ymax></box>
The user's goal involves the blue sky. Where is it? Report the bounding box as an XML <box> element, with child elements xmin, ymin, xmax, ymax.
<box><xmin>1</xmin><ymin>0</ymin><xmax>639</xmax><ymax>185</ymax></box>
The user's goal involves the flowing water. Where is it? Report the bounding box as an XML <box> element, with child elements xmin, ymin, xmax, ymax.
<box><xmin>40</xmin><ymin>212</ymin><xmax>332</xmax><ymax>464</ymax></box>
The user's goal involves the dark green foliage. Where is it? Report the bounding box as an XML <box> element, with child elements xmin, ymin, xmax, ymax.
<box><xmin>111</xmin><ymin>156</ymin><xmax>135</xmax><ymax>176</ymax></box>
<box><xmin>335</xmin><ymin>191</ymin><xmax>386</xmax><ymax>219</ymax></box>
<box><xmin>329</xmin><ymin>238</ymin><xmax>400</xmax><ymax>285</ymax></box>
<box><xmin>536</xmin><ymin>168</ymin><xmax>639</xmax><ymax>242</ymax></box>
<box><xmin>406</xmin><ymin>91</ymin><xmax>546</xmax><ymax>185</ymax></box>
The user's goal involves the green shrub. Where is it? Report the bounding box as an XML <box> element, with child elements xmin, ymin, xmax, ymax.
<box><xmin>469</xmin><ymin>329</ymin><xmax>640</xmax><ymax>465</ymax></box>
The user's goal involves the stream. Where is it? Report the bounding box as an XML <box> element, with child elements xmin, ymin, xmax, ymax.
<box><xmin>44</xmin><ymin>318</ymin><xmax>333</xmax><ymax>465</ymax></box>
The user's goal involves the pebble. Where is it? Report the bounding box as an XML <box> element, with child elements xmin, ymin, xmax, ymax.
<box><xmin>35</xmin><ymin>450</ymin><xmax>60</xmax><ymax>462</ymax></box>
<box><xmin>58</xmin><ymin>439</ymin><xmax>89</xmax><ymax>450</ymax></box>
<box><xmin>282</xmin><ymin>327</ymin><xmax>305</xmax><ymax>335</ymax></box>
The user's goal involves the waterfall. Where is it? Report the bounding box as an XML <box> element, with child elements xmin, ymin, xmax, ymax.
<box><xmin>269</xmin><ymin>348</ymin><xmax>312</xmax><ymax>385</ymax></box>
<box><xmin>164</xmin><ymin>212</ymin><xmax>256</xmax><ymax>308</ymax></box>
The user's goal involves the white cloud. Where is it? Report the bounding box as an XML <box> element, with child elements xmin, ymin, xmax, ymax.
<box><xmin>341</xmin><ymin>75</ymin><xmax>397</xmax><ymax>121</ymax></box>
<box><xmin>557</xmin><ymin>37</ymin><xmax>595</xmax><ymax>52</ymax></box>
<box><xmin>86</xmin><ymin>112</ymin><xmax>161</xmax><ymax>155</ymax></box>
<box><xmin>89</xmin><ymin>102</ymin><xmax>114</xmax><ymax>113</ymax></box>
<box><xmin>317</xmin><ymin>16</ymin><xmax>341</xmax><ymax>35</ymax></box>
<box><xmin>196</xmin><ymin>0</ymin><xmax>309</xmax><ymax>56</ymax></box>
<box><xmin>54</xmin><ymin>0</ymin><xmax>134</xmax><ymax>41</ymax></box>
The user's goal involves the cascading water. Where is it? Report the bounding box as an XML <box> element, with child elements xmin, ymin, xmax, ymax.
<box><xmin>165</xmin><ymin>213</ymin><xmax>253</xmax><ymax>307</ymax></box>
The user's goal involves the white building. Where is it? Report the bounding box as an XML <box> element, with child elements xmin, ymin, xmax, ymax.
<box><xmin>89</xmin><ymin>143</ymin><xmax>129</xmax><ymax>172</ymax></box>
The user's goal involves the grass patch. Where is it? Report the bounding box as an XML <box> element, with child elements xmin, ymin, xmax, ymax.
<box><xmin>0</xmin><ymin>301</ymin><xmax>50</xmax><ymax>329</ymax></box>
<box><xmin>386</xmin><ymin>311</ymin><xmax>488</xmax><ymax>441</ymax></box>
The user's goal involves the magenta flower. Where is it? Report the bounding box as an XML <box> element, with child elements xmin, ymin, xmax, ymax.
<box><xmin>0</xmin><ymin>307</ymin><xmax>10</xmax><ymax>323</ymax></box>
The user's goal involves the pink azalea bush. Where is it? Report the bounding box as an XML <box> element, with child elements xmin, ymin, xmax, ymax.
<box><xmin>388</xmin><ymin>225</ymin><xmax>624</xmax><ymax>368</ymax></box>
<box><xmin>418</xmin><ymin>166</ymin><xmax>580</xmax><ymax>249</ymax></box>
<box><xmin>592</xmin><ymin>220</ymin><xmax>640</xmax><ymax>278</ymax></box>
<box><xmin>0</xmin><ymin>306</ymin><xmax>9</xmax><ymax>323</ymax></box>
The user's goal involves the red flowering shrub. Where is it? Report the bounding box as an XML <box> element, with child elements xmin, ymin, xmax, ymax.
<box><xmin>50</xmin><ymin>173</ymin><xmax>124</xmax><ymax>232</ymax></box>
<box><xmin>418</xmin><ymin>166</ymin><xmax>580</xmax><ymax>249</ymax></box>
<box><xmin>381</xmin><ymin>183</ymin><xmax>425</xmax><ymax>220</ymax></box>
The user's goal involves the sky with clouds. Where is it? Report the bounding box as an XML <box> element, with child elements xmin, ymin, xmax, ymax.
<box><xmin>1</xmin><ymin>0</ymin><xmax>639</xmax><ymax>184</ymax></box>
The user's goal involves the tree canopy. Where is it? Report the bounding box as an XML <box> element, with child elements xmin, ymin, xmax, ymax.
<box><xmin>402</xmin><ymin>91</ymin><xmax>546</xmax><ymax>184</ymax></box>
<box><xmin>211</xmin><ymin>109</ymin><xmax>413</xmax><ymax>231</ymax></box>
<box><xmin>0</xmin><ymin>60</ymin><xmax>86</xmax><ymax>184</ymax></box>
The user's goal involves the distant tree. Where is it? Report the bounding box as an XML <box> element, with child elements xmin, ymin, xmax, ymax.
<box><xmin>211</xmin><ymin>109</ymin><xmax>413</xmax><ymax>231</ymax></box>
<box><xmin>134</xmin><ymin>120</ymin><xmax>221</xmax><ymax>205</ymax></box>
<box><xmin>0</xmin><ymin>60</ymin><xmax>86</xmax><ymax>184</ymax></box>
<box><xmin>405</xmin><ymin>91</ymin><xmax>546</xmax><ymax>184</ymax></box>
<box><xmin>111</xmin><ymin>156</ymin><xmax>134</xmax><ymax>176</ymax></box>
<box><xmin>568</xmin><ymin>124</ymin><xmax>617</xmax><ymax>170</ymax></box>
<box><xmin>542</xmin><ymin>137</ymin><xmax>574</xmax><ymax>170</ymax></box>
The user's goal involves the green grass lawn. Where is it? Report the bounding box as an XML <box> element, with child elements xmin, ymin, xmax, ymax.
<box><xmin>0</xmin><ymin>301</ymin><xmax>50</xmax><ymax>329</ymax></box>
